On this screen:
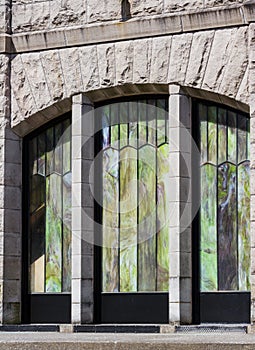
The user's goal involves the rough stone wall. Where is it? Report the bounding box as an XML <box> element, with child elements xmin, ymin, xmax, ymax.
<box><xmin>11</xmin><ymin>0</ymin><xmax>246</xmax><ymax>33</ymax></box>
<box><xmin>11</xmin><ymin>26</ymin><xmax>249</xmax><ymax>134</ymax></box>
<box><xmin>0</xmin><ymin>3</ymin><xmax>22</xmax><ymax>325</ymax></box>
<box><xmin>0</xmin><ymin>55</ymin><xmax>22</xmax><ymax>325</ymax></box>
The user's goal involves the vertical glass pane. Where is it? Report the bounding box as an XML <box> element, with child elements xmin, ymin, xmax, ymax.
<box><xmin>157</xmin><ymin>144</ymin><xmax>169</xmax><ymax>291</ymax></box>
<box><xmin>227</xmin><ymin>111</ymin><xmax>237</xmax><ymax>164</ymax></box>
<box><xmin>247</xmin><ymin>119</ymin><xmax>250</xmax><ymax>160</ymax></box>
<box><xmin>129</xmin><ymin>102</ymin><xmax>138</xmax><ymax>148</ymax></box>
<box><xmin>54</xmin><ymin>123</ymin><xmax>63</xmax><ymax>174</ymax></box>
<box><xmin>102</xmin><ymin>105</ymin><xmax>110</xmax><ymax>150</ymax></box>
<box><xmin>38</xmin><ymin>133</ymin><xmax>46</xmax><ymax>176</ymax></box>
<box><xmin>102</xmin><ymin>148</ymin><xmax>119</xmax><ymax>292</ymax></box>
<box><xmin>200</xmin><ymin>164</ymin><xmax>218</xmax><ymax>291</ymax></box>
<box><xmin>218</xmin><ymin>108</ymin><xmax>227</xmax><ymax>165</ymax></box>
<box><xmin>46</xmin><ymin>127</ymin><xmax>54</xmax><ymax>175</ymax></box>
<box><xmin>30</xmin><ymin>137</ymin><xmax>38</xmax><ymax>175</ymax></box>
<box><xmin>138</xmin><ymin>145</ymin><xmax>156</xmax><ymax>291</ymax></box>
<box><xmin>148</xmin><ymin>100</ymin><xmax>156</xmax><ymax>146</ymax></box>
<box><xmin>218</xmin><ymin>162</ymin><xmax>237</xmax><ymax>290</ymax></box>
<box><xmin>30</xmin><ymin>174</ymin><xmax>45</xmax><ymax>293</ymax></box>
<box><xmin>238</xmin><ymin>161</ymin><xmax>250</xmax><ymax>290</ymax></box>
<box><xmin>208</xmin><ymin>106</ymin><xmax>217</xmax><ymax>164</ymax></box>
<box><xmin>63</xmin><ymin>119</ymin><xmax>71</xmax><ymax>174</ymax></box>
<box><xmin>199</xmin><ymin>104</ymin><xmax>207</xmax><ymax>165</ymax></box>
<box><xmin>45</xmin><ymin>173</ymin><xmax>62</xmax><ymax>292</ymax></box>
<box><xmin>138</xmin><ymin>101</ymin><xmax>147</xmax><ymax>147</ymax></box>
<box><xmin>237</xmin><ymin>115</ymin><xmax>247</xmax><ymax>164</ymax></box>
<box><xmin>119</xmin><ymin>147</ymin><xmax>137</xmax><ymax>292</ymax></box>
<box><xmin>62</xmin><ymin>172</ymin><xmax>72</xmax><ymax>292</ymax></box>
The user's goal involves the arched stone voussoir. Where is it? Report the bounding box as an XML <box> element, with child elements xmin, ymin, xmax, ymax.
<box><xmin>10</xmin><ymin>26</ymin><xmax>249</xmax><ymax>135</ymax></box>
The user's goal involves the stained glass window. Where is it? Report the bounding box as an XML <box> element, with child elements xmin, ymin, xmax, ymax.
<box><xmin>198</xmin><ymin>103</ymin><xmax>250</xmax><ymax>292</ymax></box>
<box><xmin>28</xmin><ymin>118</ymin><xmax>72</xmax><ymax>293</ymax></box>
<box><xmin>100</xmin><ymin>99</ymin><xmax>169</xmax><ymax>293</ymax></box>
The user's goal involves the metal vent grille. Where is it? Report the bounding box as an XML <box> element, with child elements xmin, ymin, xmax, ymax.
<box><xmin>175</xmin><ymin>325</ymin><xmax>247</xmax><ymax>334</ymax></box>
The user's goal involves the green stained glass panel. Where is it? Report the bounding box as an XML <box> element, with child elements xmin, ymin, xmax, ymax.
<box><xmin>157</xmin><ymin>144</ymin><xmax>169</xmax><ymax>291</ymax></box>
<box><xmin>218</xmin><ymin>162</ymin><xmax>237</xmax><ymax>290</ymax></box>
<box><xmin>102</xmin><ymin>148</ymin><xmax>119</xmax><ymax>292</ymax></box>
<box><xmin>147</xmin><ymin>100</ymin><xmax>156</xmax><ymax>146</ymax></box>
<box><xmin>138</xmin><ymin>145</ymin><xmax>156</xmax><ymax>291</ymax></box>
<box><xmin>200</xmin><ymin>164</ymin><xmax>218</xmax><ymax>291</ymax></box>
<box><xmin>238</xmin><ymin>162</ymin><xmax>250</xmax><ymax>290</ymax></box>
<box><xmin>208</xmin><ymin>106</ymin><xmax>217</xmax><ymax>164</ymax></box>
<box><xmin>138</xmin><ymin>101</ymin><xmax>147</xmax><ymax>147</ymax></box>
<box><xmin>218</xmin><ymin>109</ymin><xmax>227</xmax><ymax>165</ymax></box>
<box><xmin>62</xmin><ymin>172</ymin><xmax>72</xmax><ymax>292</ymax></box>
<box><xmin>157</xmin><ymin>100</ymin><xmax>167</xmax><ymax>146</ymax></box>
<box><xmin>45</xmin><ymin>173</ymin><xmax>62</xmax><ymax>292</ymax></box>
<box><xmin>119</xmin><ymin>124</ymin><xmax>128</xmax><ymax>149</ymax></box>
<box><xmin>200</xmin><ymin>104</ymin><xmax>207</xmax><ymax>165</ymax></box>
<box><xmin>227</xmin><ymin>111</ymin><xmax>237</xmax><ymax>164</ymax></box>
<box><xmin>119</xmin><ymin>147</ymin><xmax>137</xmax><ymax>292</ymax></box>
<box><xmin>30</xmin><ymin>174</ymin><xmax>45</xmax><ymax>293</ymax></box>
<box><xmin>238</xmin><ymin>116</ymin><xmax>247</xmax><ymax>164</ymax></box>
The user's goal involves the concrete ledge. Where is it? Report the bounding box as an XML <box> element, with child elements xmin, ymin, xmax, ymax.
<box><xmin>1</xmin><ymin>3</ymin><xmax>253</xmax><ymax>54</ymax></box>
<box><xmin>0</xmin><ymin>332</ymin><xmax>254</xmax><ymax>349</ymax></box>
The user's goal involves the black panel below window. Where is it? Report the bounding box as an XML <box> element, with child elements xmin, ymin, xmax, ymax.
<box><xmin>100</xmin><ymin>293</ymin><xmax>168</xmax><ymax>324</ymax></box>
<box><xmin>200</xmin><ymin>292</ymin><xmax>250</xmax><ymax>324</ymax></box>
<box><xmin>30</xmin><ymin>294</ymin><xmax>71</xmax><ymax>324</ymax></box>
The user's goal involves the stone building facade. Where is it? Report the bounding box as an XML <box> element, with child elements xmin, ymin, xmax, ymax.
<box><xmin>0</xmin><ymin>0</ymin><xmax>255</xmax><ymax>326</ymax></box>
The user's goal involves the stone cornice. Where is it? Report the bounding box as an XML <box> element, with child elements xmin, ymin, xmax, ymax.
<box><xmin>0</xmin><ymin>3</ymin><xmax>254</xmax><ymax>54</ymax></box>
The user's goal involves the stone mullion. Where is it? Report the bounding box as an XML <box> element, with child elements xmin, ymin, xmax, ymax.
<box><xmin>168</xmin><ymin>84</ymin><xmax>192</xmax><ymax>325</ymax></box>
<box><xmin>72</xmin><ymin>94</ymin><xmax>94</xmax><ymax>324</ymax></box>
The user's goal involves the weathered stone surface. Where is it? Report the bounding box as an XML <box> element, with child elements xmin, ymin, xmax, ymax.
<box><xmin>150</xmin><ymin>37</ymin><xmax>171</xmax><ymax>83</ymax></box>
<box><xmin>202</xmin><ymin>28</ymin><xmax>237</xmax><ymax>91</ymax></box>
<box><xmin>79</xmin><ymin>46</ymin><xmax>100</xmax><ymax>91</ymax></box>
<box><xmin>133</xmin><ymin>39</ymin><xmax>152</xmax><ymax>84</ymax></box>
<box><xmin>164</xmin><ymin>0</ymin><xmax>203</xmax><ymax>13</ymax></box>
<box><xmin>11</xmin><ymin>55</ymin><xmax>36</xmax><ymax>121</ymax></box>
<box><xmin>185</xmin><ymin>31</ymin><xmax>214</xmax><ymax>88</ymax></box>
<box><xmin>131</xmin><ymin>0</ymin><xmax>163</xmax><ymax>16</ymax></box>
<box><xmin>12</xmin><ymin>2</ymin><xmax>50</xmax><ymax>33</ymax></box>
<box><xmin>115</xmin><ymin>41</ymin><xmax>134</xmax><ymax>84</ymax></box>
<box><xmin>219</xmin><ymin>26</ymin><xmax>248</xmax><ymax>98</ymax></box>
<box><xmin>60</xmin><ymin>48</ymin><xmax>83</xmax><ymax>97</ymax></box>
<box><xmin>40</xmin><ymin>51</ymin><xmax>64</xmax><ymax>102</ymax></box>
<box><xmin>168</xmin><ymin>33</ymin><xmax>193</xmax><ymax>84</ymax></box>
<box><xmin>97</xmin><ymin>44</ymin><xmax>116</xmax><ymax>87</ymax></box>
<box><xmin>21</xmin><ymin>53</ymin><xmax>51</xmax><ymax>110</ymax></box>
<box><xmin>50</xmin><ymin>0</ymin><xmax>86</xmax><ymax>28</ymax></box>
<box><xmin>87</xmin><ymin>0</ymin><xmax>120</xmax><ymax>23</ymax></box>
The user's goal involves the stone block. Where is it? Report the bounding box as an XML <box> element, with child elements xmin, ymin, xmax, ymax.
<box><xmin>150</xmin><ymin>37</ymin><xmax>171</xmax><ymax>83</ymax></box>
<box><xmin>115</xmin><ymin>41</ymin><xmax>134</xmax><ymax>85</ymax></box>
<box><xmin>168</xmin><ymin>33</ymin><xmax>193</xmax><ymax>85</ymax></box>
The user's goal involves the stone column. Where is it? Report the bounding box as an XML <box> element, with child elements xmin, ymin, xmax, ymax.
<box><xmin>249</xmin><ymin>23</ymin><xmax>255</xmax><ymax>325</ymax></box>
<box><xmin>72</xmin><ymin>94</ymin><xmax>95</xmax><ymax>324</ymax></box>
<box><xmin>168</xmin><ymin>84</ymin><xmax>193</xmax><ymax>325</ymax></box>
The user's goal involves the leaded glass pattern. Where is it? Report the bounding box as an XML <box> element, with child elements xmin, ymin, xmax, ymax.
<box><xmin>198</xmin><ymin>103</ymin><xmax>250</xmax><ymax>292</ymax></box>
<box><xmin>101</xmin><ymin>99</ymin><xmax>169</xmax><ymax>293</ymax></box>
<box><xmin>29</xmin><ymin>118</ymin><xmax>72</xmax><ymax>293</ymax></box>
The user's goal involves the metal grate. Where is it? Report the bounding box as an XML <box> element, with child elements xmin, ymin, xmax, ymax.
<box><xmin>175</xmin><ymin>325</ymin><xmax>247</xmax><ymax>334</ymax></box>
